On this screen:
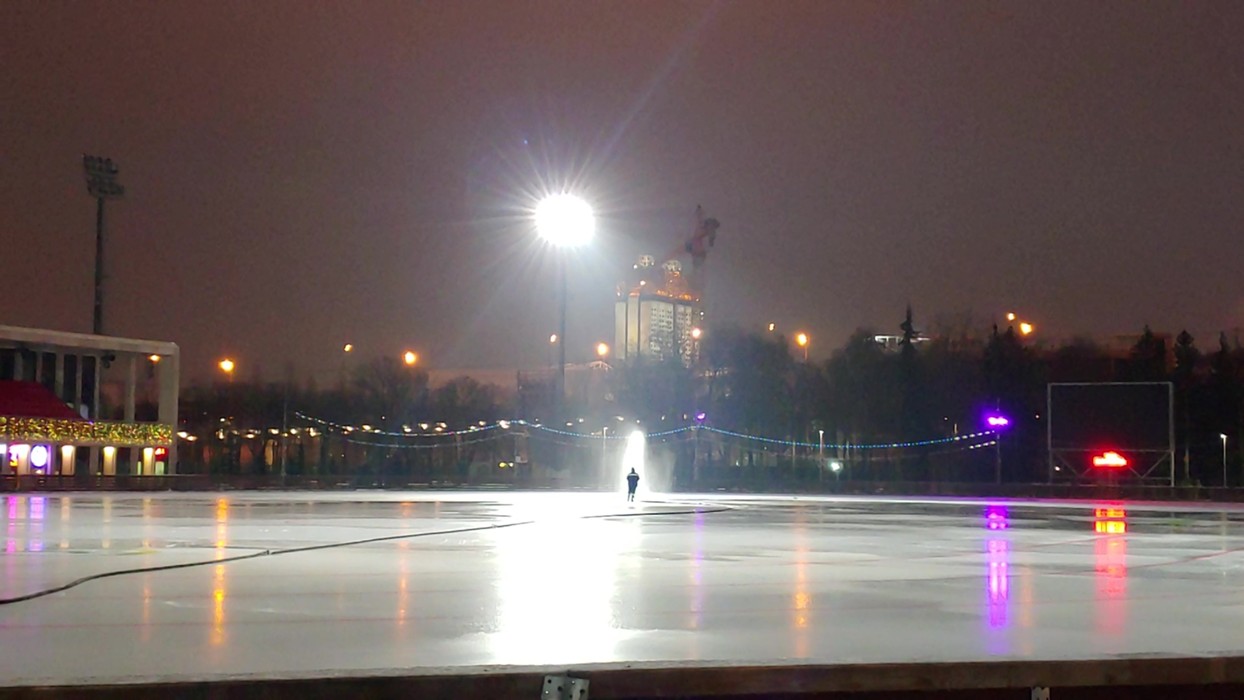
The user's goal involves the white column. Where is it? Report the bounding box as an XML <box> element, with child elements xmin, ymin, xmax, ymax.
<box><xmin>158</xmin><ymin>350</ymin><xmax>180</xmax><ymax>474</ymax></box>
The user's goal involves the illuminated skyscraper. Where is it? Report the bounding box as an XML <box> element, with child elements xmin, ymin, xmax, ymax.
<box><xmin>614</xmin><ymin>256</ymin><xmax>703</xmax><ymax>367</ymax></box>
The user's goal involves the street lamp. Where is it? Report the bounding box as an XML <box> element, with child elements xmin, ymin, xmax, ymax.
<box><xmin>535</xmin><ymin>193</ymin><xmax>595</xmax><ymax>418</ymax></box>
<box><xmin>796</xmin><ymin>332</ymin><xmax>809</xmax><ymax>362</ymax></box>
<box><xmin>596</xmin><ymin>342</ymin><xmax>609</xmax><ymax>359</ymax></box>
<box><xmin>219</xmin><ymin>358</ymin><xmax>236</xmax><ymax>383</ymax></box>
<box><xmin>1222</xmin><ymin>433</ymin><xmax>1229</xmax><ymax>487</ymax></box>
<box><xmin>403</xmin><ymin>351</ymin><xmax>418</xmax><ymax>367</ymax></box>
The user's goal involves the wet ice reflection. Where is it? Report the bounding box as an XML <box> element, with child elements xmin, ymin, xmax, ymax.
<box><xmin>491</xmin><ymin>516</ymin><xmax>637</xmax><ymax>664</ymax></box>
<box><xmin>1093</xmin><ymin>505</ymin><xmax>1128</xmax><ymax>636</ymax></box>
<box><xmin>982</xmin><ymin>506</ymin><xmax>1012</xmax><ymax>656</ymax></box>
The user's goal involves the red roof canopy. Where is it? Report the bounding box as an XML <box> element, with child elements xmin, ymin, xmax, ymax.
<box><xmin>0</xmin><ymin>381</ymin><xmax>85</xmax><ymax>421</ymax></box>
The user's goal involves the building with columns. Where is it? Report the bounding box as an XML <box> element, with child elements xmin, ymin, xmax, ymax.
<box><xmin>0</xmin><ymin>325</ymin><xmax>179</xmax><ymax>478</ymax></box>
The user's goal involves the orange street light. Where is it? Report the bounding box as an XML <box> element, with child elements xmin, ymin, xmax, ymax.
<box><xmin>219</xmin><ymin>358</ymin><xmax>236</xmax><ymax>382</ymax></box>
<box><xmin>796</xmin><ymin>332</ymin><xmax>810</xmax><ymax>361</ymax></box>
<box><xmin>596</xmin><ymin>342</ymin><xmax>609</xmax><ymax>358</ymax></box>
<box><xmin>1019</xmin><ymin>322</ymin><xmax>1034</xmax><ymax>336</ymax></box>
<box><xmin>148</xmin><ymin>354</ymin><xmax>161</xmax><ymax>363</ymax></box>
<box><xmin>403</xmin><ymin>350</ymin><xmax>418</xmax><ymax>366</ymax></box>
<box><xmin>343</xmin><ymin>343</ymin><xmax>354</xmax><ymax>353</ymax></box>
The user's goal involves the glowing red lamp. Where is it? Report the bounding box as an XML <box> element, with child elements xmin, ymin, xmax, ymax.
<box><xmin>1092</xmin><ymin>451</ymin><xmax>1128</xmax><ymax>468</ymax></box>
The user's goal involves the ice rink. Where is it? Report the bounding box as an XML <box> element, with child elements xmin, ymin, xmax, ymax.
<box><xmin>4</xmin><ymin>490</ymin><xmax>1244</xmax><ymax>689</ymax></box>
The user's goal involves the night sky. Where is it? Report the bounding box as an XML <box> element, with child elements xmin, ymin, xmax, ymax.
<box><xmin>4</xmin><ymin>1</ymin><xmax>1243</xmax><ymax>383</ymax></box>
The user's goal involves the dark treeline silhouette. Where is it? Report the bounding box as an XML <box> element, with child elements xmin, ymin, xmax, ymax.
<box><xmin>178</xmin><ymin>313</ymin><xmax>1244</xmax><ymax>486</ymax></box>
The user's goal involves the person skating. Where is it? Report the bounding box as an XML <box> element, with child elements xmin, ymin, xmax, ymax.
<box><xmin>626</xmin><ymin>468</ymin><xmax>640</xmax><ymax>502</ymax></box>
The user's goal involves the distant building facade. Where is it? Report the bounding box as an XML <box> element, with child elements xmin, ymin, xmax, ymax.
<box><xmin>614</xmin><ymin>256</ymin><xmax>703</xmax><ymax>367</ymax></box>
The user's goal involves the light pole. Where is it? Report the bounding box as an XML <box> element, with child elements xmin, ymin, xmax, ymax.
<box><xmin>83</xmin><ymin>155</ymin><xmax>125</xmax><ymax>335</ymax></box>
<box><xmin>534</xmin><ymin>193</ymin><xmax>595</xmax><ymax>421</ymax></box>
<box><xmin>796</xmin><ymin>332</ymin><xmax>809</xmax><ymax>362</ymax></box>
<box><xmin>818</xmin><ymin>428</ymin><xmax>825</xmax><ymax>483</ymax></box>
<box><xmin>219</xmin><ymin>358</ymin><xmax>236</xmax><ymax>383</ymax></box>
<box><xmin>1222</xmin><ymin>433</ymin><xmax>1229</xmax><ymax>487</ymax></box>
<box><xmin>986</xmin><ymin>413</ymin><xmax>1010</xmax><ymax>485</ymax></box>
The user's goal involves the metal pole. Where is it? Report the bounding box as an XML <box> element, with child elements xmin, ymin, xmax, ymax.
<box><xmin>995</xmin><ymin>433</ymin><xmax>1002</xmax><ymax>485</ymax></box>
<box><xmin>818</xmin><ymin>429</ymin><xmax>824</xmax><ymax>483</ymax></box>
<box><xmin>93</xmin><ymin>197</ymin><xmax>105</xmax><ymax>335</ymax></box>
<box><xmin>557</xmin><ymin>258</ymin><xmax>567</xmax><ymax>417</ymax></box>
<box><xmin>1223</xmin><ymin>435</ymin><xmax>1228</xmax><ymax>487</ymax></box>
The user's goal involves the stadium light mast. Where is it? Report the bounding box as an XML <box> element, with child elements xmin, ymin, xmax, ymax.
<box><xmin>83</xmin><ymin>155</ymin><xmax>125</xmax><ymax>335</ymax></box>
<box><xmin>534</xmin><ymin>193</ymin><xmax>595</xmax><ymax>418</ymax></box>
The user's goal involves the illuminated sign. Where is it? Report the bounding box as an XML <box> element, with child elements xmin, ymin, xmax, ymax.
<box><xmin>1092</xmin><ymin>451</ymin><xmax>1128</xmax><ymax>468</ymax></box>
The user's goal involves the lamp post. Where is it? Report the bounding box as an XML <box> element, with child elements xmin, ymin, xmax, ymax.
<box><xmin>1222</xmin><ymin>433</ymin><xmax>1229</xmax><ymax>487</ymax></box>
<box><xmin>986</xmin><ymin>413</ymin><xmax>1010</xmax><ymax>485</ymax></box>
<box><xmin>818</xmin><ymin>428</ymin><xmax>825</xmax><ymax>483</ymax></box>
<box><xmin>796</xmin><ymin>332</ymin><xmax>809</xmax><ymax>362</ymax></box>
<box><xmin>534</xmin><ymin>193</ymin><xmax>595</xmax><ymax>420</ymax></box>
<box><xmin>219</xmin><ymin>358</ymin><xmax>236</xmax><ymax>383</ymax></box>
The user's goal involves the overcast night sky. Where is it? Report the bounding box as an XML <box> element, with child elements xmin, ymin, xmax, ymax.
<box><xmin>3</xmin><ymin>1</ymin><xmax>1243</xmax><ymax>383</ymax></box>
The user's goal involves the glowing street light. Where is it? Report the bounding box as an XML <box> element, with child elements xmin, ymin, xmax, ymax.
<box><xmin>148</xmin><ymin>354</ymin><xmax>161</xmax><ymax>363</ymax></box>
<box><xmin>535</xmin><ymin>194</ymin><xmax>595</xmax><ymax>248</ymax></box>
<box><xmin>343</xmin><ymin>343</ymin><xmax>354</xmax><ymax>353</ymax></box>
<box><xmin>691</xmin><ymin>327</ymin><xmax>703</xmax><ymax>340</ymax></box>
<box><xmin>796</xmin><ymin>332</ymin><xmax>809</xmax><ymax>361</ymax></box>
<box><xmin>403</xmin><ymin>351</ymin><xmax>418</xmax><ymax>366</ymax></box>
<box><xmin>219</xmin><ymin>358</ymin><xmax>236</xmax><ymax>382</ymax></box>
<box><xmin>596</xmin><ymin>342</ymin><xmax>610</xmax><ymax>358</ymax></box>
<box><xmin>1019</xmin><ymin>322</ymin><xmax>1034</xmax><ymax>336</ymax></box>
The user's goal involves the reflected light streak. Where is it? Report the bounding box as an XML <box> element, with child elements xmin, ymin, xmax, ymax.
<box><xmin>690</xmin><ymin>511</ymin><xmax>704</xmax><ymax>630</ymax></box>
<box><xmin>1092</xmin><ymin>505</ymin><xmax>1128</xmax><ymax>636</ymax></box>
<box><xmin>792</xmin><ymin>511</ymin><xmax>810</xmax><ymax>659</ymax></box>
<box><xmin>212</xmin><ymin>564</ymin><xmax>227</xmax><ymax>647</ymax></box>
<box><xmin>491</xmin><ymin>518</ymin><xmax>636</xmax><ymax>663</ymax></box>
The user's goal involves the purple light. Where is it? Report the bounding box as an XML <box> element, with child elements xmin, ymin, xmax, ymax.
<box><xmin>29</xmin><ymin>445</ymin><xmax>50</xmax><ymax>470</ymax></box>
<box><xmin>694</xmin><ymin>412</ymin><xmax>706</xmax><ymax>423</ymax></box>
<box><xmin>985</xmin><ymin>506</ymin><xmax>1009</xmax><ymax>530</ymax></box>
<box><xmin>985</xmin><ymin>415</ymin><xmax>1010</xmax><ymax>428</ymax></box>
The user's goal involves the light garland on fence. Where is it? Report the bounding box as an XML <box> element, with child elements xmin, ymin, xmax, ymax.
<box><xmin>292</xmin><ymin>410</ymin><xmax>997</xmax><ymax>451</ymax></box>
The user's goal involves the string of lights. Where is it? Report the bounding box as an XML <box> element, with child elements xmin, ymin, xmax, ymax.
<box><xmin>294</xmin><ymin>410</ymin><xmax>998</xmax><ymax>452</ymax></box>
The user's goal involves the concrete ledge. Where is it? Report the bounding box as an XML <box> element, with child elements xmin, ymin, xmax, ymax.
<box><xmin>6</xmin><ymin>656</ymin><xmax>1244</xmax><ymax>699</ymax></box>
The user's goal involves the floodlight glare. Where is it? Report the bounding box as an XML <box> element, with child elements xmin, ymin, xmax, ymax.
<box><xmin>535</xmin><ymin>194</ymin><xmax>595</xmax><ymax>248</ymax></box>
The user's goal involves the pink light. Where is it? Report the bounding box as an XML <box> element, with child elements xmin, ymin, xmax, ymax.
<box><xmin>986</xmin><ymin>415</ymin><xmax>1010</xmax><ymax>428</ymax></box>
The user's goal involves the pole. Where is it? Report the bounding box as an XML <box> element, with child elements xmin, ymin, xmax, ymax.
<box><xmin>994</xmin><ymin>432</ymin><xmax>1002</xmax><ymax>485</ymax></box>
<box><xmin>1223</xmin><ymin>435</ymin><xmax>1228</xmax><ymax>487</ymax></box>
<box><xmin>93</xmin><ymin>197</ymin><xmax>105</xmax><ymax>335</ymax></box>
<box><xmin>557</xmin><ymin>259</ymin><xmax>567</xmax><ymax>417</ymax></box>
<box><xmin>818</xmin><ymin>429</ymin><xmax>824</xmax><ymax>484</ymax></box>
<box><xmin>280</xmin><ymin>382</ymin><xmax>289</xmax><ymax>486</ymax></box>
<box><xmin>601</xmin><ymin>426</ymin><xmax>608</xmax><ymax>487</ymax></box>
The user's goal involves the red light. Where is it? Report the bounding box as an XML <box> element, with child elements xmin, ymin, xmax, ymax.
<box><xmin>1092</xmin><ymin>451</ymin><xmax>1128</xmax><ymax>468</ymax></box>
<box><xmin>154</xmin><ymin>447</ymin><xmax>168</xmax><ymax>461</ymax></box>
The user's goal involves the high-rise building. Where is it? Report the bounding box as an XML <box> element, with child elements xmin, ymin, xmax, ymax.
<box><xmin>614</xmin><ymin>256</ymin><xmax>703</xmax><ymax>366</ymax></box>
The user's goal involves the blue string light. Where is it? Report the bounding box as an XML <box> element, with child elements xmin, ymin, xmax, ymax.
<box><xmin>296</xmin><ymin>411</ymin><xmax>994</xmax><ymax>451</ymax></box>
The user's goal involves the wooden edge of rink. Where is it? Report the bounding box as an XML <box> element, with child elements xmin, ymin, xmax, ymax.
<box><xmin>5</xmin><ymin>656</ymin><xmax>1244</xmax><ymax>699</ymax></box>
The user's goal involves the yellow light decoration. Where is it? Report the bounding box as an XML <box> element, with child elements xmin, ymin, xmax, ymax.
<box><xmin>0</xmin><ymin>417</ymin><xmax>173</xmax><ymax>447</ymax></box>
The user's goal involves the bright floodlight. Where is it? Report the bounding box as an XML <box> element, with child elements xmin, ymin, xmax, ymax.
<box><xmin>535</xmin><ymin>194</ymin><xmax>595</xmax><ymax>247</ymax></box>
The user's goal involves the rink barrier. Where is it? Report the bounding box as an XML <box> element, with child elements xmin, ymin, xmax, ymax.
<box><xmin>4</xmin><ymin>656</ymin><xmax>1244</xmax><ymax>699</ymax></box>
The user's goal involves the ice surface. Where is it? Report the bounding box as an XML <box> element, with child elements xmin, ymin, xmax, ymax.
<box><xmin>4</xmin><ymin>491</ymin><xmax>1244</xmax><ymax>686</ymax></box>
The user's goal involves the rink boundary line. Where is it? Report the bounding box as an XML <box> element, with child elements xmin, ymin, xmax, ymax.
<box><xmin>0</xmin><ymin>505</ymin><xmax>730</xmax><ymax>607</ymax></box>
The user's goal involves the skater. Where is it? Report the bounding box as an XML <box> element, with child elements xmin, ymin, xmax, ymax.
<box><xmin>626</xmin><ymin>468</ymin><xmax>640</xmax><ymax>502</ymax></box>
